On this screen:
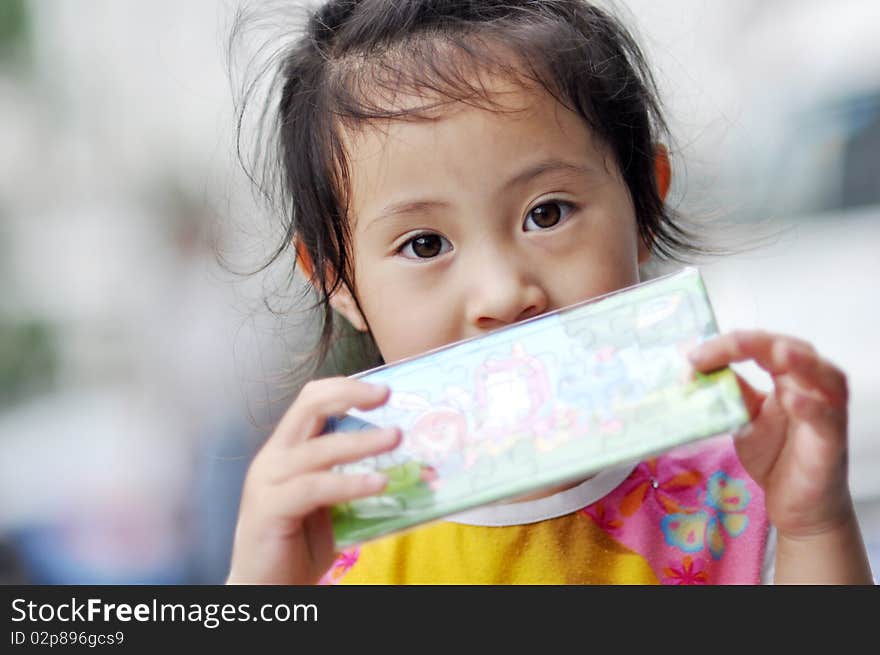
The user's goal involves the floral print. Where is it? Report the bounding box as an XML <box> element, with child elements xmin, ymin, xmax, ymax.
<box><xmin>319</xmin><ymin>548</ymin><xmax>360</xmax><ymax>585</ymax></box>
<box><xmin>663</xmin><ymin>556</ymin><xmax>709</xmax><ymax>585</ymax></box>
<box><xmin>581</xmin><ymin>438</ymin><xmax>767</xmax><ymax>584</ymax></box>
<box><xmin>619</xmin><ymin>458</ymin><xmax>702</xmax><ymax>517</ymax></box>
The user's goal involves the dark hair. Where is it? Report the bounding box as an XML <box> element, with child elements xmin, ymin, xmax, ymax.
<box><xmin>230</xmin><ymin>0</ymin><xmax>703</xmax><ymax>384</ymax></box>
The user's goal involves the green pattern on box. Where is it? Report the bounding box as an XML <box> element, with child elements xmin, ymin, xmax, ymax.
<box><xmin>330</xmin><ymin>267</ymin><xmax>749</xmax><ymax>547</ymax></box>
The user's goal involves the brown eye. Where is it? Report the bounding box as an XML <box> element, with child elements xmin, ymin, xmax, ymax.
<box><xmin>525</xmin><ymin>201</ymin><xmax>574</xmax><ymax>231</ymax></box>
<box><xmin>412</xmin><ymin>235</ymin><xmax>441</xmax><ymax>257</ymax></box>
<box><xmin>398</xmin><ymin>233</ymin><xmax>452</xmax><ymax>260</ymax></box>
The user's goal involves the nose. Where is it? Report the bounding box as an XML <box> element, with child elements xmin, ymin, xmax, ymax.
<box><xmin>464</xmin><ymin>245</ymin><xmax>549</xmax><ymax>331</ymax></box>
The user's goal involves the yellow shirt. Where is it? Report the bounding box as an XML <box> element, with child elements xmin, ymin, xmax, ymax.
<box><xmin>327</xmin><ymin>465</ymin><xmax>657</xmax><ymax>584</ymax></box>
<box><xmin>339</xmin><ymin>512</ymin><xmax>658</xmax><ymax>584</ymax></box>
<box><xmin>322</xmin><ymin>442</ymin><xmax>772</xmax><ymax>585</ymax></box>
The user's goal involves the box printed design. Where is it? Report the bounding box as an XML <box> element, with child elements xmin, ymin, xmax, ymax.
<box><xmin>324</xmin><ymin>267</ymin><xmax>749</xmax><ymax>547</ymax></box>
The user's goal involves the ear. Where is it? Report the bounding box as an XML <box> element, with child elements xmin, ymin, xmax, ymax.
<box><xmin>294</xmin><ymin>237</ymin><xmax>316</xmax><ymax>283</ymax></box>
<box><xmin>294</xmin><ymin>237</ymin><xmax>369</xmax><ymax>332</ymax></box>
<box><xmin>639</xmin><ymin>144</ymin><xmax>673</xmax><ymax>264</ymax></box>
<box><xmin>328</xmin><ymin>283</ymin><xmax>369</xmax><ymax>332</ymax></box>
<box><xmin>654</xmin><ymin>144</ymin><xmax>671</xmax><ymax>201</ymax></box>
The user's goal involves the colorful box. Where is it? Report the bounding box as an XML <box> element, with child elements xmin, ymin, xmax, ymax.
<box><xmin>324</xmin><ymin>267</ymin><xmax>748</xmax><ymax>548</ymax></box>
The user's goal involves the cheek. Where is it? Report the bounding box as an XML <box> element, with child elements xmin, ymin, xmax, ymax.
<box><xmin>356</xmin><ymin>268</ymin><xmax>458</xmax><ymax>362</ymax></box>
<box><xmin>371</xmin><ymin>311</ymin><xmax>451</xmax><ymax>365</ymax></box>
<box><xmin>549</xmin><ymin>261</ymin><xmax>637</xmax><ymax>306</ymax></box>
<box><xmin>547</xmin><ymin>216</ymin><xmax>642</xmax><ymax>299</ymax></box>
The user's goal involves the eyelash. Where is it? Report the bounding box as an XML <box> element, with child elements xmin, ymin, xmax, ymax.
<box><xmin>394</xmin><ymin>200</ymin><xmax>577</xmax><ymax>260</ymax></box>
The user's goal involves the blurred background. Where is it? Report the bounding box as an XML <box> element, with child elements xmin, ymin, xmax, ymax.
<box><xmin>0</xmin><ymin>0</ymin><xmax>877</xmax><ymax>583</ymax></box>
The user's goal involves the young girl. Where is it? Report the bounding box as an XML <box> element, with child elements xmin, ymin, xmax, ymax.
<box><xmin>225</xmin><ymin>0</ymin><xmax>873</xmax><ymax>584</ymax></box>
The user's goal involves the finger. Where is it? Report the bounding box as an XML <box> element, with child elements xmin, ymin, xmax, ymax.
<box><xmin>689</xmin><ymin>330</ymin><xmax>809</xmax><ymax>374</ymax></box>
<box><xmin>689</xmin><ymin>331</ymin><xmax>847</xmax><ymax>406</ymax></box>
<box><xmin>275</xmin><ymin>470</ymin><xmax>389</xmax><ymax>518</ymax></box>
<box><xmin>274</xmin><ymin>426</ymin><xmax>402</xmax><ymax>482</ymax></box>
<box><xmin>272</xmin><ymin>378</ymin><xmax>391</xmax><ymax>447</ymax></box>
<box><xmin>731</xmin><ymin>371</ymin><xmax>766</xmax><ymax>420</ymax></box>
<box><xmin>776</xmin><ymin>343</ymin><xmax>849</xmax><ymax>408</ymax></box>
<box><xmin>776</xmin><ymin>381</ymin><xmax>847</xmax><ymax>432</ymax></box>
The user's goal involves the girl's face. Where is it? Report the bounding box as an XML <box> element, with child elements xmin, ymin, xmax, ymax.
<box><xmin>330</xmin><ymin>77</ymin><xmax>650</xmax><ymax>365</ymax></box>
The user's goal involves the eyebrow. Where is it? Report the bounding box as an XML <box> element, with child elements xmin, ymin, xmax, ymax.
<box><xmin>366</xmin><ymin>199</ymin><xmax>452</xmax><ymax>229</ymax></box>
<box><xmin>363</xmin><ymin>158</ymin><xmax>594</xmax><ymax>231</ymax></box>
<box><xmin>501</xmin><ymin>158</ymin><xmax>595</xmax><ymax>194</ymax></box>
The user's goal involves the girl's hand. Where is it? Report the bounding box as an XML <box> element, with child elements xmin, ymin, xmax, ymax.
<box><xmin>688</xmin><ymin>330</ymin><xmax>853</xmax><ymax>539</ymax></box>
<box><xmin>226</xmin><ymin>378</ymin><xmax>401</xmax><ymax>585</ymax></box>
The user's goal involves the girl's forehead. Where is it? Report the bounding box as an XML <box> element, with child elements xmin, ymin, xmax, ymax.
<box><xmin>341</xmin><ymin>86</ymin><xmax>617</xmax><ymax>234</ymax></box>
<box><xmin>336</xmin><ymin>35</ymin><xmax>547</xmax><ymax>112</ymax></box>
<box><xmin>340</xmin><ymin>77</ymin><xmax>586</xmax><ymax>156</ymax></box>
<box><xmin>340</xmin><ymin>57</ymin><xmax>564</xmax><ymax>127</ymax></box>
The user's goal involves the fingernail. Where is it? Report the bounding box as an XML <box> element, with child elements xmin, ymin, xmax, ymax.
<box><xmin>687</xmin><ymin>348</ymin><xmax>704</xmax><ymax>364</ymax></box>
<box><xmin>366</xmin><ymin>473</ymin><xmax>388</xmax><ymax>489</ymax></box>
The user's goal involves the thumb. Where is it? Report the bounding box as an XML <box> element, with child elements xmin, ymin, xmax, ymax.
<box><xmin>733</xmin><ymin>371</ymin><xmax>766</xmax><ymax>420</ymax></box>
<box><xmin>730</xmin><ymin>373</ymin><xmax>788</xmax><ymax>481</ymax></box>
